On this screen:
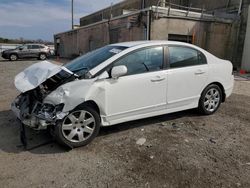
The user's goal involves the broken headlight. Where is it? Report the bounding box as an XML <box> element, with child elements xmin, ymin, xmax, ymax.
<box><xmin>33</xmin><ymin>103</ymin><xmax>65</xmax><ymax>121</ymax></box>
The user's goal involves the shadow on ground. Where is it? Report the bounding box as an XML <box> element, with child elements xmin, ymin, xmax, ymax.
<box><xmin>0</xmin><ymin>58</ymin><xmax>40</xmax><ymax>62</ymax></box>
<box><xmin>0</xmin><ymin>108</ymin><xmax>200</xmax><ymax>155</ymax></box>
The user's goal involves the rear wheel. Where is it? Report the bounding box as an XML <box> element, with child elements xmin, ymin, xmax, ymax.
<box><xmin>198</xmin><ymin>84</ymin><xmax>222</xmax><ymax>115</ymax></box>
<box><xmin>55</xmin><ymin>105</ymin><xmax>100</xmax><ymax>148</ymax></box>
<box><xmin>9</xmin><ymin>54</ymin><xmax>18</xmax><ymax>61</ymax></box>
<box><xmin>39</xmin><ymin>53</ymin><xmax>47</xmax><ymax>60</ymax></box>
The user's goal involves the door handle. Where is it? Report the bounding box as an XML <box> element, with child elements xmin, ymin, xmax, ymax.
<box><xmin>151</xmin><ymin>77</ymin><xmax>166</xmax><ymax>82</ymax></box>
<box><xmin>195</xmin><ymin>70</ymin><xmax>206</xmax><ymax>75</ymax></box>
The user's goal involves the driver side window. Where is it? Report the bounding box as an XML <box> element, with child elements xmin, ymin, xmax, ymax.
<box><xmin>113</xmin><ymin>46</ymin><xmax>163</xmax><ymax>76</ymax></box>
<box><xmin>19</xmin><ymin>45</ymin><xmax>28</xmax><ymax>50</ymax></box>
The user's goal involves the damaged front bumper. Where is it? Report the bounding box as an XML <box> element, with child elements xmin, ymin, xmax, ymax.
<box><xmin>11</xmin><ymin>94</ymin><xmax>68</xmax><ymax>130</ymax></box>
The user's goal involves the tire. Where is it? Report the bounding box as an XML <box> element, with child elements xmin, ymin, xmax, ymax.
<box><xmin>39</xmin><ymin>53</ymin><xmax>47</xmax><ymax>60</ymax></box>
<box><xmin>9</xmin><ymin>54</ymin><xmax>18</xmax><ymax>61</ymax></box>
<box><xmin>55</xmin><ymin>105</ymin><xmax>100</xmax><ymax>148</ymax></box>
<box><xmin>198</xmin><ymin>84</ymin><xmax>223</xmax><ymax>115</ymax></box>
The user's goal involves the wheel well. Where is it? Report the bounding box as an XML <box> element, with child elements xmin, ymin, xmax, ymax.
<box><xmin>39</xmin><ymin>52</ymin><xmax>46</xmax><ymax>56</ymax></box>
<box><xmin>81</xmin><ymin>100</ymin><xmax>100</xmax><ymax>115</ymax></box>
<box><xmin>207</xmin><ymin>82</ymin><xmax>226</xmax><ymax>102</ymax></box>
<box><xmin>10</xmin><ymin>53</ymin><xmax>18</xmax><ymax>58</ymax></box>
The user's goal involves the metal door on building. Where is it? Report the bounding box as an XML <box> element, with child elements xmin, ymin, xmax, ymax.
<box><xmin>109</xmin><ymin>28</ymin><xmax>120</xmax><ymax>44</ymax></box>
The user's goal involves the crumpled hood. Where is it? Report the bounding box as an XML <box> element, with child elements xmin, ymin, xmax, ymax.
<box><xmin>14</xmin><ymin>61</ymin><xmax>64</xmax><ymax>93</ymax></box>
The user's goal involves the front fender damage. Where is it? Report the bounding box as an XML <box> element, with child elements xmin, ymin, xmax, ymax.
<box><xmin>11</xmin><ymin>79</ymin><xmax>95</xmax><ymax>130</ymax></box>
<box><xmin>44</xmin><ymin>79</ymin><xmax>94</xmax><ymax>112</ymax></box>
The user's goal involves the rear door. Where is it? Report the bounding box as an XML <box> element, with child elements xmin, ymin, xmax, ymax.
<box><xmin>29</xmin><ymin>45</ymin><xmax>41</xmax><ymax>57</ymax></box>
<box><xmin>166</xmin><ymin>46</ymin><xmax>209</xmax><ymax>109</ymax></box>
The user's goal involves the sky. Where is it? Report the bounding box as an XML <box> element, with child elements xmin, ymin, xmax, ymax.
<box><xmin>0</xmin><ymin>0</ymin><xmax>123</xmax><ymax>41</ymax></box>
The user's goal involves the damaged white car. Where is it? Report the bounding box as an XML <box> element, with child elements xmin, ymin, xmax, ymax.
<box><xmin>11</xmin><ymin>41</ymin><xmax>234</xmax><ymax>148</ymax></box>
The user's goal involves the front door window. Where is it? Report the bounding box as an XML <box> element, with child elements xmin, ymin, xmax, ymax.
<box><xmin>113</xmin><ymin>46</ymin><xmax>164</xmax><ymax>76</ymax></box>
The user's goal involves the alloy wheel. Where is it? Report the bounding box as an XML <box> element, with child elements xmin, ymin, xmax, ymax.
<box><xmin>203</xmin><ymin>88</ymin><xmax>220</xmax><ymax>112</ymax></box>
<box><xmin>10</xmin><ymin>54</ymin><xmax>17</xmax><ymax>61</ymax></box>
<box><xmin>40</xmin><ymin>54</ymin><xmax>46</xmax><ymax>60</ymax></box>
<box><xmin>62</xmin><ymin>110</ymin><xmax>96</xmax><ymax>143</ymax></box>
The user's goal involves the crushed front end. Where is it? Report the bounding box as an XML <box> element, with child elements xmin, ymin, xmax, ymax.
<box><xmin>11</xmin><ymin>86</ymin><xmax>68</xmax><ymax>130</ymax></box>
<box><xmin>11</xmin><ymin>61</ymin><xmax>75</xmax><ymax>130</ymax></box>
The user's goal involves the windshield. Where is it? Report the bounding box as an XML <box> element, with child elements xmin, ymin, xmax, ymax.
<box><xmin>64</xmin><ymin>45</ymin><xmax>127</xmax><ymax>76</ymax></box>
<box><xmin>15</xmin><ymin>45</ymin><xmax>23</xmax><ymax>49</ymax></box>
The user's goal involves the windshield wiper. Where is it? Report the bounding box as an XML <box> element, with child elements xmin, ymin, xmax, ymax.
<box><xmin>69</xmin><ymin>67</ymin><xmax>90</xmax><ymax>78</ymax></box>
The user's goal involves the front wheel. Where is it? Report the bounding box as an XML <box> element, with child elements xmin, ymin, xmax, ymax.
<box><xmin>198</xmin><ymin>84</ymin><xmax>222</xmax><ymax>115</ymax></box>
<box><xmin>55</xmin><ymin>106</ymin><xmax>100</xmax><ymax>148</ymax></box>
<box><xmin>9</xmin><ymin>54</ymin><xmax>18</xmax><ymax>61</ymax></box>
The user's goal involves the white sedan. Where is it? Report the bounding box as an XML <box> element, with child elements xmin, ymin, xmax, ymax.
<box><xmin>12</xmin><ymin>41</ymin><xmax>234</xmax><ymax>147</ymax></box>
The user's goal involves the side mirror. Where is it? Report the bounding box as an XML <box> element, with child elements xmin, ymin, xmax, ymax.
<box><xmin>111</xmin><ymin>65</ymin><xmax>127</xmax><ymax>79</ymax></box>
<box><xmin>19</xmin><ymin>47</ymin><xmax>23</xmax><ymax>51</ymax></box>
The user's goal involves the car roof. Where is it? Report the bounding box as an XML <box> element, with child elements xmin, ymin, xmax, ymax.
<box><xmin>109</xmin><ymin>40</ymin><xmax>196</xmax><ymax>48</ymax></box>
<box><xmin>24</xmin><ymin>43</ymin><xmax>46</xmax><ymax>46</ymax></box>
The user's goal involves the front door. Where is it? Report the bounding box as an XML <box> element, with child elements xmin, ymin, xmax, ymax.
<box><xmin>18</xmin><ymin>45</ymin><xmax>29</xmax><ymax>58</ymax></box>
<box><xmin>166</xmin><ymin>46</ymin><xmax>209</xmax><ymax>109</ymax></box>
<box><xmin>104</xmin><ymin>46</ymin><xmax>167</xmax><ymax>123</ymax></box>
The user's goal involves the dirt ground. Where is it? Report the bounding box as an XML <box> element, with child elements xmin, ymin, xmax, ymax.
<box><xmin>0</xmin><ymin>58</ymin><xmax>250</xmax><ymax>188</ymax></box>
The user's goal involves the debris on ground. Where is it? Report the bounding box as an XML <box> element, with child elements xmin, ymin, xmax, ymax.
<box><xmin>136</xmin><ymin>138</ymin><xmax>146</xmax><ymax>146</ymax></box>
<box><xmin>160</xmin><ymin>121</ymin><xmax>181</xmax><ymax>130</ymax></box>
<box><xmin>209</xmin><ymin>138</ymin><xmax>217</xmax><ymax>144</ymax></box>
<box><xmin>236</xmin><ymin>182</ymin><xmax>241</xmax><ymax>187</ymax></box>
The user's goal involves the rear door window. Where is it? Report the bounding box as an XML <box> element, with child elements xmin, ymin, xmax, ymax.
<box><xmin>168</xmin><ymin>46</ymin><xmax>207</xmax><ymax>68</ymax></box>
<box><xmin>31</xmin><ymin>45</ymin><xmax>40</xmax><ymax>49</ymax></box>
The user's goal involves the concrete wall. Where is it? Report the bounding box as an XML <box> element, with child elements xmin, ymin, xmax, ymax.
<box><xmin>151</xmin><ymin>18</ymin><xmax>234</xmax><ymax>60</ymax></box>
<box><xmin>74</xmin><ymin>0</ymin><xmax>250</xmax><ymax>69</ymax></box>
<box><xmin>80</xmin><ymin>0</ymin><xmax>142</xmax><ymax>26</ymax></box>
<box><xmin>55</xmin><ymin>13</ymin><xmax>146</xmax><ymax>58</ymax></box>
<box><xmin>55</xmin><ymin>23</ymin><xmax>109</xmax><ymax>58</ymax></box>
<box><xmin>189</xmin><ymin>0</ymin><xmax>241</xmax><ymax>10</ymax></box>
<box><xmin>187</xmin><ymin>0</ymin><xmax>250</xmax><ymax>69</ymax></box>
<box><xmin>79</xmin><ymin>0</ymin><xmax>189</xmax><ymax>26</ymax></box>
<box><xmin>241</xmin><ymin>5</ymin><xmax>250</xmax><ymax>71</ymax></box>
<box><xmin>56</xmin><ymin>11</ymin><xmax>234</xmax><ymax>63</ymax></box>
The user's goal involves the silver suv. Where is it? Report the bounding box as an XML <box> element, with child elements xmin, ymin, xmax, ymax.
<box><xmin>1</xmin><ymin>44</ymin><xmax>51</xmax><ymax>61</ymax></box>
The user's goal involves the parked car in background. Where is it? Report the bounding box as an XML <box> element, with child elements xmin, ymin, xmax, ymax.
<box><xmin>1</xmin><ymin>44</ymin><xmax>51</xmax><ymax>61</ymax></box>
<box><xmin>11</xmin><ymin>41</ymin><xmax>234</xmax><ymax>148</ymax></box>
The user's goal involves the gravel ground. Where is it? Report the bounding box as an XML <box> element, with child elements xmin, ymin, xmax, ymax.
<box><xmin>0</xmin><ymin>58</ymin><xmax>250</xmax><ymax>188</ymax></box>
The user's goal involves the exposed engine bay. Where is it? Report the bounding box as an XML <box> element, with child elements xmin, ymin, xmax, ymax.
<box><xmin>12</xmin><ymin>66</ymin><xmax>76</xmax><ymax>130</ymax></box>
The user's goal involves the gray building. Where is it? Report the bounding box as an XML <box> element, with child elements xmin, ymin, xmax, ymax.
<box><xmin>54</xmin><ymin>0</ymin><xmax>250</xmax><ymax>71</ymax></box>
